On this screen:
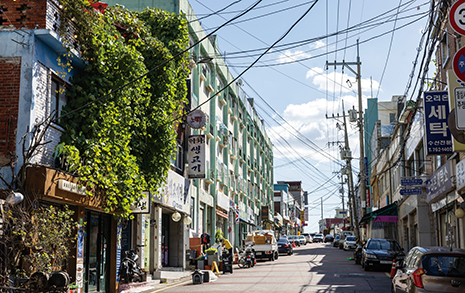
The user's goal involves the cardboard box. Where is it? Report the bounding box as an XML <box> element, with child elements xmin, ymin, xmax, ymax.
<box><xmin>254</xmin><ymin>235</ymin><xmax>266</xmax><ymax>244</ymax></box>
<box><xmin>265</xmin><ymin>234</ymin><xmax>274</xmax><ymax>244</ymax></box>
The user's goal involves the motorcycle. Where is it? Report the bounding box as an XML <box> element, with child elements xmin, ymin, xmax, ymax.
<box><xmin>354</xmin><ymin>243</ymin><xmax>363</xmax><ymax>265</ymax></box>
<box><xmin>119</xmin><ymin>249</ymin><xmax>143</xmax><ymax>283</ymax></box>
<box><xmin>237</xmin><ymin>245</ymin><xmax>255</xmax><ymax>268</ymax></box>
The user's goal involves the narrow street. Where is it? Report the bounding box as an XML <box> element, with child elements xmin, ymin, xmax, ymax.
<box><xmin>156</xmin><ymin>243</ymin><xmax>392</xmax><ymax>293</ymax></box>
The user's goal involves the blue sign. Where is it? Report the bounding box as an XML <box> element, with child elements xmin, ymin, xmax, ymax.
<box><xmin>339</xmin><ymin>211</ymin><xmax>347</xmax><ymax>214</ymax></box>
<box><xmin>422</xmin><ymin>91</ymin><xmax>453</xmax><ymax>155</ymax></box>
<box><xmin>401</xmin><ymin>179</ymin><xmax>423</xmax><ymax>186</ymax></box>
<box><xmin>426</xmin><ymin>160</ymin><xmax>454</xmax><ymax>203</ymax></box>
<box><xmin>400</xmin><ymin>188</ymin><xmax>422</xmax><ymax>196</ymax></box>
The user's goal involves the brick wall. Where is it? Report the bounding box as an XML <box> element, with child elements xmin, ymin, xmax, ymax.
<box><xmin>0</xmin><ymin>57</ymin><xmax>21</xmax><ymax>165</ymax></box>
<box><xmin>0</xmin><ymin>0</ymin><xmax>47</xmax><ymax>29</ymax></box>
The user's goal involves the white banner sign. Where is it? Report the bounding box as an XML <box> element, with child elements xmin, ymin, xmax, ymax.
<box><xmin>156</xmin><ymin>170</ymin><xmax>191</xmax><ymax>214</ymax></box>
<box><xmin>188</xmin><ymin>135</ymin><xmax>206</xmax><ymax>179</ymax></box>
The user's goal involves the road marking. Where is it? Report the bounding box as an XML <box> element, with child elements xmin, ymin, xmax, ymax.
<box><xmin>150</xmin><ymin>280</ymin><xmax>191</xmax><ymax>293</ymax></box>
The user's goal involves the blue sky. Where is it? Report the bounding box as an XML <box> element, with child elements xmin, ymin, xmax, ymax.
<box><xmin>188</xmin><ymin>0</ymin><xmax>433</xmax><ymax>232</ymax></box>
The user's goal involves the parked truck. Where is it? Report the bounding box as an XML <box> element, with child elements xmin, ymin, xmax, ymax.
<box><xmin>246</xmin><ymin>230</ymin><xmax>279</xmax><ymax>261</ymax></box>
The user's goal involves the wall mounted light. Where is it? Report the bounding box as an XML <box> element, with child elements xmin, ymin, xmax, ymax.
<box><xmin>5</xmin><ymin>192</ymin><xmax>24</xmax><ymax>205</ymax></box>
<box><xmin>184</xmin><ymin>216</ymin><xmax>192</xmax><ymax>225</ymax></box>
<box><xmin>171</xmin><ymin>211</ymin><xmax>181</xmax><ymax>222</ymax></box>
<box><xmin>455</xmin><ymin>208</ymin><xmax>465</xmax><ymax>219</ymax></box>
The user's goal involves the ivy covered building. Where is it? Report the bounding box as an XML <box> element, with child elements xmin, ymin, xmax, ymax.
<box><xmin>104</xmin><ymin>0</ymin><xmax>275</xmax><ymax>263</ymax></box>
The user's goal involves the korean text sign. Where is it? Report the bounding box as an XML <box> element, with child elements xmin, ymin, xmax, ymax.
<box><xmin>422</xmin><ymin>91</ymin><xmax>453</xmax><ymax>155</ymax></box>
<box><xmin>426</xmin><ymin>160</ymin><xmax>454</xmax><ymax>203</ymax></box>
<box><xmin>188</xmin><ymin>135</ymin><xmax>206</xmax><ymax>179</ymax></box>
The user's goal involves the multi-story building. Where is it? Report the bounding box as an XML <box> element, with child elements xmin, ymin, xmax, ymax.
<box><xmin>105</xmin><ymin>0</ymin><xmax>275</xmax><ymax>270</ymax></box>
<box><xmin>1</xmin><ymin>0</ymin><xmax>274</xmax><ymax>291</ymax></box>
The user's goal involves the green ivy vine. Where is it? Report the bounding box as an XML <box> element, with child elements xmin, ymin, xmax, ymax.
<box><xmin>57</xmin><ymin>1</ymin><xmax>190</xmax><ymax>218</ymax></box>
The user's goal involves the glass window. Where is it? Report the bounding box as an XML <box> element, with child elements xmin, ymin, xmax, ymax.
<box><xmin>422</xmin><ymin>254</ymin><xmax>465</xmax><ymax>277</ymax></box>
<box><xmin>390</xmin><ymin>113</ymin><xmax>396</xmax><ymax>124</ymax></box>
<box><xmin>441</xmin><ymin>30</ymin><xmax>450</xmax><ymax>64</ymax></box>
<box><xmin>416</xmin><ymin>144</ymin><xmax>425</xmax><ymax>175</ymax></box>
<box><xmin>51</xmin><ymin>77</ymin><xmax>67</xmax><ymax>124</ymax></box>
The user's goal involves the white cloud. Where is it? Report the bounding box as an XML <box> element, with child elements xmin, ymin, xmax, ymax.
<box><xmin>306</xmin><ymin>69</ymin><xmax>380</xmax><ymax>94</ymax></box>
<box><xmin>277</xmin><ymin>50</ymin><xmax>311</xmax><ymax>63</ymax></box>
<box><xmin>310</xmin><ymin>40</ymin><xmax>325</xmax><ymax>49</ymax></box>
<box><xmin>306</xmin><ymin>67</ymin><xmax>323</xmax><ymax>78</ymax></box>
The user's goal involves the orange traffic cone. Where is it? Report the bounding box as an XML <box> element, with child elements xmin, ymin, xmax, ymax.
<box><xmin>390</xmin><ymin>259</ymin><xmax>397</xmax><ymax>278</ymax></box>
<box><xmin>292</xmin><ymin>240</ymin><xmax>296</xmax><ymax>248</ymax></box>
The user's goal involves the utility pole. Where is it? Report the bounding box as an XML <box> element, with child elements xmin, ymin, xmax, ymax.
<box><xmin>327</xmin><ymin>40</ymin><xmax>366</xmax><ymax>220</ymax></box>
<box><xmin>325</xmin><ymin>103</ymin><xmax>360</xmax><ymax>239</ymax></box>
<box><xmin>342</xmin><ymin>107</ymin><xmax>360</xmax><ymax>240</ymax></box>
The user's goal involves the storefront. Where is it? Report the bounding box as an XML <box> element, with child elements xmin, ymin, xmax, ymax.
<box><xmin>151</xmin><ymin>169</ymin><xmax>191</xmax><ymax>278</ymax></box>
<box><xmin>26</xmin><ymin>166</ymin><xmax>118</xmax><ymax>293</ymax></box>
<box><xmin>427</xmin><ymin>160</ymin><xmax>456</xmax><ymax>247</ymax></box>
<box><xmin>359</xmin><ymin>202</ymin><xmax>398</xmax><ymax>240</ymax></box>
<box><xmin>398</xmin><ymin>192</ymin><xmax>434</xmax><ymax>251</ymax></box>
<box><xmin>216</xmin><ymin>191</ymin><xmax>229</xmax><ymax>240</ymax></box>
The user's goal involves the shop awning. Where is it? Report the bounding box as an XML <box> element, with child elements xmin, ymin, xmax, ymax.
<box><xmin>359</xmin><ymin>202</ymin><xmax>398</xmax><ymax>226</ymax></box>
<box><xmin>216</xmin><ymin>210</ymin><xmax>228</xmax><ymax>219</ymax></box>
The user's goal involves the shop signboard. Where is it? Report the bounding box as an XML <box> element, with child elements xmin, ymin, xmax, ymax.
<box><xmin>155</xmin><ymin>170</ymin><xmax>191</xmax><ymax>214</ymax></box>
<box><xmin>188</xmin><ymin>135</ymin><xmax>206</xmax><ymax>179</ymax></box>
<box><xmin>431</xmin><ymin>192</ymin><xmax>458</xmax><ymax>213</ymax></box>
<box><xmin>247</xmin><ymin>206</ymin><xmax>254</xmax><ymax>223</ymax></box>
<box><xmin>426</xmin><ymin>160</ymin><xmax>455</xmax><ymax>203</ymax></box>
<box><xmin>457</xmin><ymin>159</ymin><xmax>465</xmax><ymax>192</ymax></box>
<box><xmin>130</xmin><ymin>191</ymin><xmax>151</xmax><ymax>214</ymax></box>
<box><xmin>446</xmin><ymin>69</ymin><xmax>465</xmax><ymax>152</ymax></box>
<box><xmin>422</xmin><ymin>91</ymin><xmax>453</xmax><ymax>156</ymax></box>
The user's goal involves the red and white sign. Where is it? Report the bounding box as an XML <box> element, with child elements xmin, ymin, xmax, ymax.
<box><xmin>453</xmin><ymin>46</ymin><xmax>465</xmax><ymax>82</ymax></box>
<box><xmin>450</xmin><ymin>0</ymin><xmax>465</xmax><ymax>35</ymax></box>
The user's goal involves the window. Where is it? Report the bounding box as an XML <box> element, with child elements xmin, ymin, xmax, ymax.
<box><xmin>51</xmin><ymin>77</ymin><xmax>67</xmax><ymax>124</ymax></box>
<box><xmin>171</xmin><ymin>142</ymin><xmax>184</xmax><ymax>170</ymax></box>
<box><xmin>441</xmin><ymin>30</ymin><xmax>450</xmax><ymax>65</ymax></box>
<box><xmin>416</xmin><ymin>144</ymin><xmax>425</xmax><ymax>175</ymax></box>
<box><xmin>407</xmin><ymin>159</ymin><xmax>415</xmax><ymax>177</ymax></box>
<box><xmin>389</xmin><ymin>113</ymin><xmax>396</xmax><ymax>124</ymax></box>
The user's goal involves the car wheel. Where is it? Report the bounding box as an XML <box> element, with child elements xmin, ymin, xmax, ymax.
<box><xmin>274</xmin><ymin>251</ymin><xmax>279</xmax><ymax>260</ymax></box>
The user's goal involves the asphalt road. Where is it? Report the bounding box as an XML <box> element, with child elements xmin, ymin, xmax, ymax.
<box><xmin>154</xmin><ymin>242</ymin><xmax>393</xmax><ymax>293</ymax></box>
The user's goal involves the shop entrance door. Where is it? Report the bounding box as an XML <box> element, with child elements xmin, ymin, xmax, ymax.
<box><xmin>84</xmin><ymin>212</ymin><xmax>111</xmax><ymax>293</ymax></box>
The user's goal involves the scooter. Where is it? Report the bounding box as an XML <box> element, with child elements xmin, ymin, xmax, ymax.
<box><xmin>237</xmin><ymin>245</ymin><xmax>255</xmax><ymax>268</ymax></box>
<box><xmin>119</xmin><ymin>249</ymin><xmax>143</xmax><ymax>283</ymax></box>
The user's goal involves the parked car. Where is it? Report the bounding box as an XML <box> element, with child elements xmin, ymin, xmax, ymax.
<box><xmin>333</xmin><ymin>234</ymin><xmax>340</xmax><ymax>247</ymax></box>
<box><xmin>277</xmin><ymin>238</ymin><xmax>293</xmax><ymax>255</ymax></box>
<box><xmin>343</xmin><ymin>236</ymin><xmax>357</xmax><ymax>250</ymax></box>
<box><xmin>362</xmin><ymin>238</ymin><xmax>405</xmax><ymax>271</ymax></box>
<box><xmin>313</xmin><ymin>234</ymin><xmax>324</xmax><ymax>243</ymax></box>
<box><xmin>392</xmin><ymin>246</ymin><xmax>465</xmax><ymax>293</ymax></box>
<box><xmin>338</xmin><ymin>231</ymin><xmax>355</xmax><ymax>249</ymax></box>
<box><xmin>302</xmin><ymin>233</ymin><xmax>313</xmax><ymax>243</ymax></box>
<box><xmin>324</xmin><ymin>234</ymin><xmax>334</xmax><ymax>243</ymax></box>
<box><xmin>288</xmin><ymin>235</ymin><xmax>301</xmax><ymax>247</ymax></box>
<box><xmin>298</xmin><ymin>235</ymin><xmax>307</xmax><ymax>245</ymax></box>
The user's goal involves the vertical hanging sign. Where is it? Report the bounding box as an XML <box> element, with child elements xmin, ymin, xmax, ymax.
<box><xmin>188</xmin><ymin>135</ymin><xmax>206</xmax><ymax>179</ymax></box>
<box><xmin>422</xmin><ymin>91</ymin><xmax>453</xmax><ymax>155</ymax></box>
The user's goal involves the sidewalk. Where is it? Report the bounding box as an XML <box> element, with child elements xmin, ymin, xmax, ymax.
<box><xmin>119</xmin><ymin>264</ymin><xmax>237</xmax><ymax>293</ymax></box>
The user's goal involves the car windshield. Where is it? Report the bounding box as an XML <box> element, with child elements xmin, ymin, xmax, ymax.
<box><xmin>422</xmin><ymin>255</ymin><xmax>465</xmax><ymax>277</ymax></box>
<box><xmin>277</xmin><ymin>239</ymin><xmax>288</xmax><ymax>244</ymax></box>
<box><xmin>346</xmin><ymin>236</ymin><xmax>356</xmax><ymax>241</ymax></box>
<box><xmin>366</xmin><ymin>240</ymin><xmax>400</xmax><ymax>251</ymax></box>
<box><xmin>299</xmin><ymin>236</ymin><xmax>305</xmax><ymax>239</ymax></box>
<box><xmin>315</xmin><ymin>234</ymin><xmax>323</xmax><ymax>238</ymax></box>
<box><xmin>335</xmin><ymin>235</ymin><xmax>340</xmax><ymax>240</ymax></box>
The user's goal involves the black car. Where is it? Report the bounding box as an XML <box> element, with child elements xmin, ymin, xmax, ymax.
<box><xmin>324</xmin><ymin>234</ymin><xmax>334</xmax><ymax>243</ymax></box>
<box><xmin>277</xmin><ymin>238</ymin><xmax>293</xmax><ymax>255</ymax></box>
<box><xmin>362</xmin><ymin>238</ymin><xmax>405</xmax><ymax>271</ymax></box>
